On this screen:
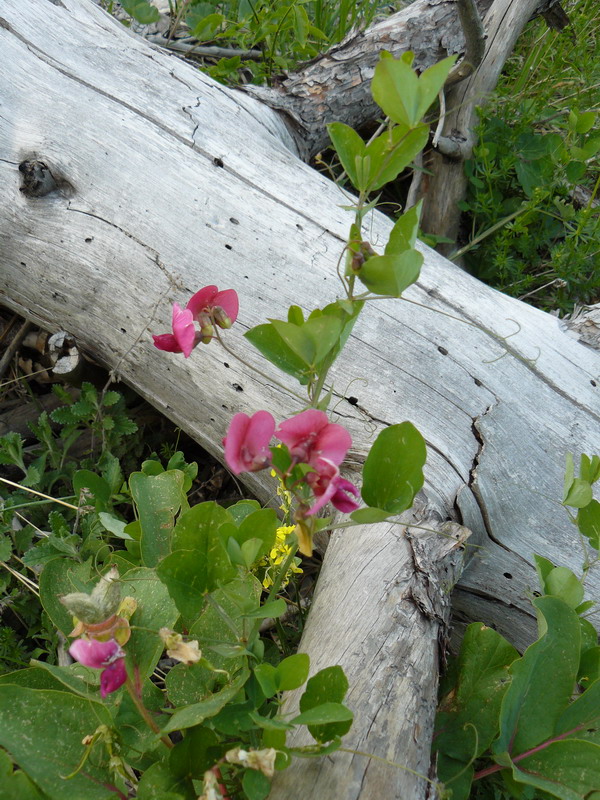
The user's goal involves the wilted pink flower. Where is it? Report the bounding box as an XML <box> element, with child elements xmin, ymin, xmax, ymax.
<box><xmin>187</xmin><ymin>286</ymin><xmax>239</xmax><ymax>329</ymax></box>
<box><xmin>70</xmin><ymin>637</ymin><xmax>127</xmax><ymax>698</ymax></box>
<box><xmin>275</xmin><ymin>410</ymin><xmax>352</xmax><ymax>467</ymax></box>
<box><xmin>224</xmin><ymin>411</ymin><xmax>275</xmax><ymax>474</ymax></box>
<box><xmin>305</xmin><ymin>458</ymin><xmax>360</xmax><ymax>515</ymax></box>
<box><xmin>152</xmin><ymin>302</ymin><xmax>197</xmax><ymax>357</ymax></box>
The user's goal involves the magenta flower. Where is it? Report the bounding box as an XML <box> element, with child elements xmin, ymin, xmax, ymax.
<box><xmin>305</xmin><ymin>457</ymin><xmax>360</xmax><ymax>515</ymax></box>
<box><xmin>153</xmin><ymin>286</ymin><xmax>239</xmax><ymax>356</ymax></box>
<box><xmin>224</xmin><ymin>411</ymin><xmax>275</xmax><ymax>474</ymax></box>
<box><xmin>70</xmin><ymin>637</ymin><xmax>127</xmax><ymax>698</ymax></box>
<box><xmin>152</xmin><ymin>302</ymin><xmax>197</xmax><ymax>357</ymax></box>
<box><xmin>187</xmin><ymin>286</ymin><xmax>239</xmax><ymax>329</ymax></box>
<box><xmin>275</xmin><ymin>410</ymin><xmax>352</xmax><ymax>467</ymax></box>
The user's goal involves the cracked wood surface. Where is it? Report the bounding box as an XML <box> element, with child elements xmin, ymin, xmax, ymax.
<box><xmin>1</xmin><ymin>2</ymin><xmax>600</xmax><ymax>796</ymax></box>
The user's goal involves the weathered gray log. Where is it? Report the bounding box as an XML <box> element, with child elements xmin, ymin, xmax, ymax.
<box><xmin>270</xmin><ymin>512</ymin><xmax>470</xmax><ymax>800</ymax></box>
<box><xmin>1</xmin><ymin>3</ymin><xmax>599</xmax><ymax>798</ymax></box>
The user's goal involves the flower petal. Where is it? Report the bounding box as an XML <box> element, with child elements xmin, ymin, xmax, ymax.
<box><xmin>172</xmin><ymin>303</ymin><xmax>196</xmax><ymax>358</ymax></box>
<box><xmin>224</xmin><ymin>411</ymin><xmax>275</xmax><ymax>474</ymax></box>
<box><xmin>330</xmin><ymin>478</ymin><xmax>360</xmax><ymax>513</ymax></box>
<box><xmin>186</xmin><ymin>286</ymin><xmax>219</xmax><ymax>318</ymax></box>
<box><xmin>69</xmin><ymin>637</ymin><xmax>123</xmax><ymax>669</ymax></box>
<box><xmin>152</xmin><ymin>333</ymin><xmax>182</xmax><ymax>353</ymax></box>
<box><xmin>315</xmin><ymin>422</ymin><xmax>352</xmax><ymax>466</ymax></box>
<box><xmin>213</xmin><ymin>289</ymin><xmax>239</xmax><ymax>325</ymax></box>
<box><xmin>100</xmin><ymin>658</ymin><xmax>127</xmax><ymax>697</ymax></box>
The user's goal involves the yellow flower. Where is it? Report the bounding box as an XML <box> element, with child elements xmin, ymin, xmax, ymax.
<box><xmin>259</xmin><ymin>525</ymin><xmax>302</xmax><ymax>589</ymax></box>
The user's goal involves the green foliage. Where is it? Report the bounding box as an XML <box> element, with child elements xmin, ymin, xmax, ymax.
<box><xmin>361</xmin><ymin>422</ymin><xmax>426</xmax><ymax>514</ymax></box>
<box><xmin>458</xmin><ymin>0</ymin><xmax>600</xmax><ymax>314</ymax></box>
<box><xmin>119</xmin><ymin>0</ymin><xmax>386</xmax><ymax>86</ymax></box>
<box><xmin>435</xmin><ymin>447</ymin><xmax>600</xmax><ymax>800</ymax></box>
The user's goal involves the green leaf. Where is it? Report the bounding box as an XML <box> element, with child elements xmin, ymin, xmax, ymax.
<box><xmin>358</xmin><ymin>249</ymin><xmax>422</xmax><ymax>296</ymax></box>
<box><xmin>493</xmin><ymin>596</ymin><xmax>580</xmax><ymax>757</ymax></box>
<box><xmin>545</xmin><ymin>567</ymin><xmax>585</xmax><ymax>609</ymax></box>
<box><xmin>415</xmin><ymin>55</ymin><xmax>457</xmax><ymax>120</ymax></box>
<box><xmin>575</xmin><ymin>111</ymin><xmax>596</xmax><ymax>134</ymax></box>
<box><xmin>511</xmin><ymin>740</ymin><xmax>600</xmax><ymax>800</ymax></box>
<box><xmin>327</xmin><ymin>123</ymin><xmax>366</xmax><ymax>189</ymax></box>
<box><xmin>226</xmin><ymin>508</ymin><xmax>278</xmax><ymax>566</ymax></box>
<box><xmin>564</xmin><ymin>453</ymin><xmax>575</xmax><ymax>501</ymax></box>
<box><xmin>580</xmin><ymin>454</ymin><xmax>600</xmax><ymax>485</ymax></box>
<box><xmin>0</xmin><ymin>685</ymin><xmax>113</xmax><ymax>799</ymax></box>
<box><xmin>371</xmin><ymin>52</ymin><xmax>455</xmax><ymax>127</ymax></box>
<box><xmin>120</xmin><ymin>566</ymin><xmax>179</xmax><ymax>678</ymax></box>
<box><xmin>534</xmin><ymin>554</ymin><xmax>556</xmax><ymax>590</ymax></box>
<box><xmin>254</xmin><ymin>663</ymin><xmax>278</xmax><ymax>698</ymax></box>
<box><xmin>242</xmin><ymin>599</ymin><xmax>286</xmax><ymax>618</ymax></box>
<box><xmin>372</xmin><ymin>52</ymin><xmax>420</xmax><ymax>127</ymax></box>
<box><xmin>73</xmin><ymin>470</ymin><xmax>111</xmax><ymax>507</ymax></box>
<box><xmin>349</xmin><ymin>507</ymin><xmax>391</xmax><ymax>523</ymax></box>
<box><xmin>245</xmin><ymin>324</ymin><xmax>310</xmax><ymax>383</ymax></box>
<box><xmin>434</xmin><ymin>623</ymin><xmax>519</xmax><ymax>764</ymax></box>
<box><xmin>130</xmin><ymin>470</ymin><xmax>186</xmax><ymax>567</ymax></box>
<box><xmin>162</xmin><ymin>667</ymin><xmax>250</xmax><ymax>733</ymax></box>
<box><xmin>98</xmin><ymin>511</ymin><xmax>133</xmax><ymax>540</ymax></box>
<box><xmin>242</xmin><ymin>768</ymin><xmax>271</xmax><ymax>800</ymax></box>
<box><xmin>157</xmin><ymin>544</ymin><xmax>235</xmax><ymax>623</ymax></box>
<box><xmin>277</xmin><ymin>653</ymin><xmax>310</xmax><ymax>691</ymax></box>
<box><xmin>136</xmin><ymin>760</ymin><xmax>191</xmax><ymax>800</ymax></box>
<box><xmin>563</xmin><ymin>478</ymin><xmax>593</xmax><ymax>508</ymax></box>
<box><xmin>39</xmin><ymin>558</ymin><xmax>94</xmax><ymax>636</ymax></box>
<box><xmin>269</xmin><ymin>319</ymin><xmax>315</xmax><ymax>365</ymax></box>
<box><xmin>0</xmin><ymin>748</ymin><xmax>44</xmax><ymax>799</ymax></box>
<box><xmin>169</xmin><ymin>727</ymin><xmax>221</xmax><ymax>781</ymax></box>
<box><xmin>516</xmin><ymin>159</ymin><xmax>545</xmax><ymax>197</ymax></box>
<box><xmin>302</xmin><ymin>314</ymin><xmax>344</xmax><ymax>365</ymax></box>
<box><xmin>555</xmin><ymin>675</ymin><xmax>600</xmax><ymax>741</ymax></box>
<box><xmin>365</xmin><ymin>125</ymin><xmax>429</xmax><ymax>191</ymax></box>
<box><xmin>291</xmin><ymin>702</ymin><xmax>353</xmax><ymax>727</ymax></box>
<box><xmin>0</xmin><ymin>534</ymin><xmax>12</xmax><ymax>561</ymax></box>
<box><xmin>361</xmin><ymin>422</ymin><xmax>426</xmax><ymax>513</ymax></box>
<box><xmin>299</xmin><ymin>665</ymin><xmax>351</xmax><ymax>742</ymax></box>
<box><xmin>578</xmin><ymin>648</ymin><xmax>600</xmax><ymax>690</ymax></box>
<box><xmin>120</xmin><ymin>0</ymin><xmax>160</xmax><ymax>24</ymax></box>
<box><xmin>577</xmin><ymin>500</ymin><xmax>600</xmax><ymax>549</ymax></box>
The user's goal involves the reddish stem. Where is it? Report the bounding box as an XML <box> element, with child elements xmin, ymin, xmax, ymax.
<box><xmin>473</xmin><ymin>724</ymin><xmax>587</xmax><ymax>782</ymax></box>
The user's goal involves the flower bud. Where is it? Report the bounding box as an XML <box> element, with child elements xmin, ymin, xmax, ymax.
<box><xmin>61</xmin><ymin>567</ymin><xmax>121</xmax><ymax>625</ymax></box>
<box><xmin>213</xmin><ymin>305</ymin><xmax>233</xmax><ymax>330</ymax></box>
<box><xmin>197</xmin><ymin>311</ymin><xmax>214</xmax><ymax>344</ymax></box>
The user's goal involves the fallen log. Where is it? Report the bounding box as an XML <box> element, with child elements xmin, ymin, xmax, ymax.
<box><xmin>1</xmin><ymin>2</ymin><xmax>599</xmax><ymax>798</ymax></box>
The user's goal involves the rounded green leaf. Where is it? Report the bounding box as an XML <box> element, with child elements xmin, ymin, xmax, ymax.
<box><xmin>361</xmin><ymin>422</ymin><xmax>426</xmax><ymax>514</ymax></box>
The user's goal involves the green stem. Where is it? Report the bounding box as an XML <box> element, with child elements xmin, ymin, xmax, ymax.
<box><xmin>339</xmin><ymin>747</ymin><xmax>441</xmax><ymax>789</ymax></box>
<box><xmin>125</xmin><ymin>676</ymin><xmax>173</xmax><ymax>750</ymax></box>
<box><xmin>247</xmin><ymin>544</ymin><xmax>299</xmax><ymax>649</ymax></box>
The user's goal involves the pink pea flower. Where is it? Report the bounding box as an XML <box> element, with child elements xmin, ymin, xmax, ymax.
<box><xmin>153</xmin><ymin>286</ymin><xmax>239</xmax><ymax>356</ymax></box>
<box><xmin>275</xmin><ymin>410</ymin><xmax>352</xmax><ymax>467</ymax></box>
<box><xmin>69</xmin><ymin>637</ymin><xmax>127</xmax><ymax>698</ymax></box>
<box><xmin>152</xmin><ymin>302</ymin><xmax>197</xmax><ymax>358</ymax></box>
<box><xmin>224</xmin><ymin>411</ymin><xmax>276</xmax><ymax>474</ymax></box>
<box><xmin>305</xmin><ymin>457</ymin><xmax>360</xmax><ymax>516</ymax></box>
<box><xmin>187</xmin><ymin>286</ymin><xmax>239</xmax><ymax>329</ymax></box>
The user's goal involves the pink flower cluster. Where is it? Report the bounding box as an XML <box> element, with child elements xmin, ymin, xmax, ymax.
<box><xmin>224</xmin><ymin>409</ymin><xmax>359</xmax><ymax>516</ymax></box>
<box><xmin>153</xmin><ymin>286</ymin><xmax>239</xmax><ymax>358</ymax></box>
<box><xmin>69</xmin><ymin>637</ymin><xmax>127</xmax><ymax>698</ymax></box>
